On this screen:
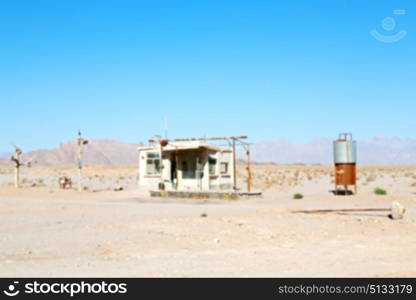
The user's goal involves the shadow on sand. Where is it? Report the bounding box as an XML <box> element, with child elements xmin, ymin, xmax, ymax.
<box><xmin>330</xmin><ymin>190</ymin><xmax>354</xmax><ymax>196</ymax></box>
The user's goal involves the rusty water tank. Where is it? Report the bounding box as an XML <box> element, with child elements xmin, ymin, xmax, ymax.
<box><xmin>334</xmin><ymin>133</ymin><xmax>357</xmax><ymax>194</ymax></box>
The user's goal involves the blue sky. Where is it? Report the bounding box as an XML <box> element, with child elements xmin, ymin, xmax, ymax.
<box><xmin>1</xmin><ymin>0</ymin><xmax>415</xmax><ymax>151</ymax></box>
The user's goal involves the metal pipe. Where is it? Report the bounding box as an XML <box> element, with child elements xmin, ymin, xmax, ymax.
<box><xmin>159</xmin><ymin>142</ymin><xmax>163</xmax><ymax>189</ymax></box>
<box><xmin>173</xmin><ymin>136</ymin><xmax>248</xmax><ymax>142</ymax></box>
<box><xmin>293</xmin><ymin>208</ymin><xmax>390</xmax><ymax>214</ymax></box>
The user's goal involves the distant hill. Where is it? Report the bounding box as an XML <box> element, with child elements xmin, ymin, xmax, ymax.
<box><xmin>0</xmin><ymin>152</ymin><xmax>11</xmax><ymax>165</ymax></box>
<box><xmin>0</xmin><ymin>136</ymin><xmax>415</xmax><ymax>166</ymax></box>
<box><xmin>0</xmin><ymin>139</ymin><xmax>140</xmax><ymax>166</ymax></box>
<box><xmin>0</xmin><ymin>152</ymin><xmax>10</xmax><ymax>159</ymax></box>
<box><xmin>246</xmin><ymin>136</ymin><xmax>416</xmax><ymax>165</ymax></box>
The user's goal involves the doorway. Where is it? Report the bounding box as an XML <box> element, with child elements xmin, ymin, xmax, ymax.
<box><xmin>171</xmin><ymin>154</ymin><xmax>177</xmax><ymax>189</ymax></box>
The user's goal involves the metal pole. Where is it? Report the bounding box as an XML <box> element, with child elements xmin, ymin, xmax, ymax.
<box><xmin>160</xmin><ymin>142</ymin><xmax>163</xmax><ymax>190</ymax></box>
<box><xmin>175</xmin><ymin>149</ymin><xmax>179</xmax><ymax>191</ymax></box>
<box><xmin>232</xmin><ymin>138</ymin><xmax>237</xmax><ymax>191</ymax></box>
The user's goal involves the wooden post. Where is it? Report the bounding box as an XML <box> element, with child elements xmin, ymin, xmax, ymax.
<box><xmin>246</xmin><ymin>145</ymin><xmax>252</xmax><ymax>193</ymax></box>
<box><xmin>77</xmin><ymin>132</ymin><xmax>82</xmax><ymax>192</ymax></box>
<box><xmin>77</xmin><ymin>131</ymin><xmax>88</xmax><ymax>192</ymax></box>
<box><xmin>77</xmin><ymin>146</ymin><xmax>82</xmax><ymax>191</ymax></box>
<box><xmin>77</xmin><ymin>166</ymin><xmax>82</xmax><ymax>192</ymax></box>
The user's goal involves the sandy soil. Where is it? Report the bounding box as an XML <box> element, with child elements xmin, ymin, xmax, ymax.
<box><xmin>0</xmin><ymin>165</ymin><xmax>415</xmax><ymax>277</ymax></box>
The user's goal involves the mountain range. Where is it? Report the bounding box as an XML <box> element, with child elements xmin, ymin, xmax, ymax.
<box><xmin>248</xmin><ymin>136</ymin><xmax>416</xmax><ymax>165</ymax></box>
<box><xmin>0</xmin><ymin>139</ymin><xmax>140</xmax><ymax>166</ymax></box>
<box><xmin>0</xmin><ymin>136</ymin><xmax>415</xmax><ymax>166</ymax></box>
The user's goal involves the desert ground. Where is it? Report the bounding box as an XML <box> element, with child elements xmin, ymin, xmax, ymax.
<box><xmin>0</xmin><ymin>164</ymin><xmax>415</xmax><ymax>277</ymax></box>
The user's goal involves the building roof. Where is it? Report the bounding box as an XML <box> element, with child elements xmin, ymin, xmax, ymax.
<box><xmin>138</xmin><ymin>141</ymin><xmax>222</xmax><ymax>152</ymax></box>
<box><xmin>163</xmin><ymin>141</ymin><xmax>221</xmax><ymax>152</ymax></box>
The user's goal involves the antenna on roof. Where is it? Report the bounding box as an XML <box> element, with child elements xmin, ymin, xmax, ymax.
<box><xmin>164</xmin><ymin>116</ymin><xmax>168</xmax><ymax>139</ymax></box>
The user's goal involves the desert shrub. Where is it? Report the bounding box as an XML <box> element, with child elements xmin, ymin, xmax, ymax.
<box><xmin>293</xmin><ymin>193</ymin><xmax>304</xmax><ymax>200</ymax></box>
<box><xmin>200</xmin><ymin>213</ymin><xmax>208</xmax><ymax>218</ymax></box>
<box><xmin>374</xmin><ymin>188</ymin><xmax>387</xmax><ymax>195</ymax></box>
<box><xmin>21</xmin><ymin>178</ymin><xmax>32</xmax><ymax>184</ymax></box>
<box><xmin>366</xmin><ymin>174</ymin><xmax>377</xmax><ymax>182</ymax></box>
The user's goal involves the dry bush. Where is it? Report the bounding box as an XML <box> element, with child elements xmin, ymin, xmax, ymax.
<box><xmin>21</xmin><ymin>178</ymin><xmax>32</xmax><ymax>184</ymax></box>
<box><xmin>366</xmin><ymin>173</ymin><xmax>377</xmax><ymax>183</ymax></box>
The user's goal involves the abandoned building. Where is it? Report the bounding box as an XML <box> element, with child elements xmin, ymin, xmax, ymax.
<box><xmin>138</xmin><ymin>140</ymin><xmax>235</xmax><ymax>191</ymax></box>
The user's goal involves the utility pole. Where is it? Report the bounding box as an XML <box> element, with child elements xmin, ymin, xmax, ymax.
<box><xmin>77</xmin><ymin>130</ymin><xmax>89</xmax><ymax>192</ymax></box>
<box><xmin>246</xmin><ymin>144</ymin><xmax>252</xmax><ymax>193</ymax></box>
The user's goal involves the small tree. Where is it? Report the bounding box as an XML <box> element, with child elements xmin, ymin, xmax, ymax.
<box><xmin>10</xmin><ymin>144</ymin><xmax>32</xmax><ymax>188</ymax></box>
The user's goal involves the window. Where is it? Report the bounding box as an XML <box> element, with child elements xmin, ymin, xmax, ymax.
<box><xmin>220</xmin><ymin>162</ymin><xmax>229</xmax><ymax>174</ymax></box>
<box><xmin>209</xmin><ymin>156</ymin><xmax>217</xmax><ymax>175</ymax></box>
<box><xmin>146</xmin><ymin>152</ymin><xmax>160</xmax><ymax>175</ymax></box>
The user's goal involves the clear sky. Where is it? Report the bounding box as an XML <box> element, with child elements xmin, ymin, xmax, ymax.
<box><xmin>1</xmin><ymin>0</ymin><xmax>415</xmax><ymax>151</ymax></box>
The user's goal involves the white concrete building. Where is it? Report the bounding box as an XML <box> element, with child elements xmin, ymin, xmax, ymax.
<box><xmin>138</xmin><ymin>141</ymin><xmax>234</xmax><ymax>191</ymax></box>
